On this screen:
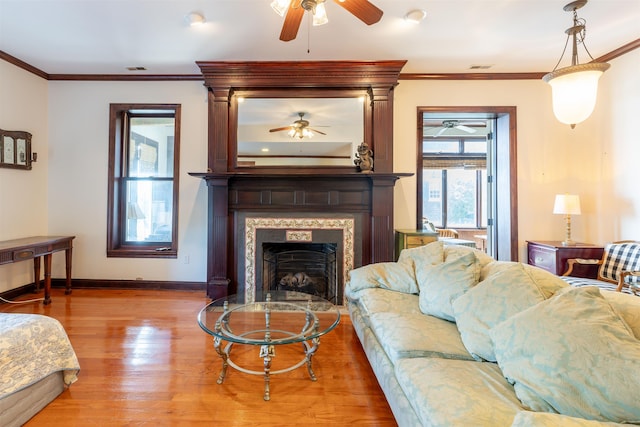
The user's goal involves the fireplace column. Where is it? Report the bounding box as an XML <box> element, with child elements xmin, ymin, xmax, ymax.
<box><xmin>206</xmin><ymin>176</ymin><xmax>231</xmax><ymax>300</ymax></box>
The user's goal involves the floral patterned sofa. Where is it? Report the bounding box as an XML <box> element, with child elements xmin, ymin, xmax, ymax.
<box><xmin>345</xmin><ymin>241</ymin><xmax>640</xmax><ymax>427</ymax></box>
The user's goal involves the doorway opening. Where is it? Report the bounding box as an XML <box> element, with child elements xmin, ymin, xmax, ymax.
<box><xmin>417</xmin><ymin>107</ymin><xmax>518</xmax><ymax>261</ymax></box>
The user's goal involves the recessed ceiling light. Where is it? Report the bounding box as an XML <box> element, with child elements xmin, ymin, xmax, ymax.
<box><xmin>185</xmin><ymin>12</ymin><xmax>205</xmax><ymax>26</ymax></box>
<box><xmin>404</xmin><ymin>9</ymin><xmax>426</xmax><ymax>24</ymax></box>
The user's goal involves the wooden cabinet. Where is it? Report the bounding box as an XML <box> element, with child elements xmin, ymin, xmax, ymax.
<box><xmin>526</xmin><ymin>240</ymin><xmax>604</xmax><ymax>278</ymax></box>
<box><xmin>395</xmin><ymin>229</ymin><xmax>439</xmax><ymax>260</ymax></box>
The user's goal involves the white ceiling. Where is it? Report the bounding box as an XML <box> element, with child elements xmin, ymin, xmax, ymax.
<box><xmin>0</xmin><ymin>0</ymin><xmax>638</xmax><ymax>76</ymax></box>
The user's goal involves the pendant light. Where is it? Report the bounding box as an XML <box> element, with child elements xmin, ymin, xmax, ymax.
<box><xmin>542</xmin><ymin>0</ymin><xmax>609</xmax><ymax>128</ymax></box>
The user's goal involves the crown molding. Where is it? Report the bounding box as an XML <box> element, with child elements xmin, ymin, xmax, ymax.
<box><xmin>2</xmin><ymin>38</ymin><xmax>638</xmax><ymax>82</ymax></box>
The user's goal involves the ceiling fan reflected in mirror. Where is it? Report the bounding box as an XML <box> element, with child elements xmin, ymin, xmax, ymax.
<box><xmin>271</xmin><ymin>0</ymin><xmax>383</xmax><ymax>42</ymax></box>
<box><xmin>269</xmin><ymin>112</ymin><xmax>328</xmax><ymax>139</ymax></box>
<box><xmin>425</xmin><ymin>120</ymin><xmax>487</xmax><ymax>137</ymax></box>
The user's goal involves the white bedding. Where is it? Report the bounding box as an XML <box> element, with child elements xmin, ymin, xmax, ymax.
<box><xmin>0</xmin><ymin>313</ymin><xmax>80</xmax><ymax>399</ymax></box>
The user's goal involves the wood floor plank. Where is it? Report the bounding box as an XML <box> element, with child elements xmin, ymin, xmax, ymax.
<box><xmin>1</xmin><ymin>289</ymin><xmax>396</xmax><ymax>426</ymax></box>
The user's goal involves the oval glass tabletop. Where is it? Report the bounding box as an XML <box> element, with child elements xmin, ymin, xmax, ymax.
<box><xmin>197</xmin><ymin>290</ymin><xmax>341</xmax><ymax>345</ymax></box>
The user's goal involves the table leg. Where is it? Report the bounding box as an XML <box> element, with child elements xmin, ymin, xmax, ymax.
<box><xmin>260</xmin><ymin>344</ymin><xmax>275</xmax><ymax>401</ymax></box>
<box><xmin>33</xmin><ymin>257</ymin><xmax>41</xmax><ymax>292</ymax></box>
<box><xmin>304</xmin><ymin>338</ymin><xmax>319</xmax><ymax>381</ymax></box>
<box><xmin>43</xmin><ymin>254</ymin><xmax>52</xmax><ymax>305</ymax></box>
<box><xmin>213</xmin><ymin>337</ymin><xmax>228</xmax><ymax>384</ymax></box>
<box><xmin>65</xmin><ymin>247</ymin><xmax>73</xmax><ymax>294</ymax></box>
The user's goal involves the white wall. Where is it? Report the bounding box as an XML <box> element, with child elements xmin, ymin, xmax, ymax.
<box><xmin>393</xmin><ymin>49</ymin><xmax>640</xmax><ymax>261</ymax></box>
<box><xmin>1</xmin><ymin>49</ymin><xmax>638</xmax><ymax>292</ymax></box>
<box><xmin>0</xmin><ymin>61</ymin><xmax>49</xmax><ymax>291</ymax></box>
<box><xmin>44</xmin><ymin>80</ymin><xmax>209</xmax><ymax>282</ymax></box>
<box><xmin>588</xmin><ymin>49</ymin><xmax>640</xmax><ymax>243</ymax></box>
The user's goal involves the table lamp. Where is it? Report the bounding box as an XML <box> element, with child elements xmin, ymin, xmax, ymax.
<box><xmin>553</xmin><ymin>194</ymin><xmax>581</xmax><ymax>246</ymax></box>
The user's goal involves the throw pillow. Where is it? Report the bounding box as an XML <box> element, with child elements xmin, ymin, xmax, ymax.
<box><xmin>418</xmin><ymin>252</ymin><xmax>479</xmax><ymax>321</ymax></box>
<box><xmin>444</xmin><ymin>244</ymin><xmax>494</xmax><ymax>268</ymax></box>
<box><xmin>397</xmin><ymin>240</ymin><xmax>444</xmax><ymax>274</ymax></box>
<box><xmin>602</xmin><ymin>290</ymin><xmax>640</xmax><ymax>339</ymax></box>
<box><xmin>491</xmin><ymin>286</ymin><xmax>640</xmax><ymax>424</ymax></box>
<box><xmin>452</xmin><ymin>262</ymin><xmax>566</xmax><ymax>361</ymax></box>
<box><xmin>347</xmin><ymin>261</ymin><xmax>418</xmax><ymax>294</ymax></box>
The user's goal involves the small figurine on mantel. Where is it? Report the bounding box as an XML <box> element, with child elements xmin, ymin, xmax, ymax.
<box><xmin>354</xmin><ymin>142</ymin><xmax>373</xmax><ymax>173</ymax></box>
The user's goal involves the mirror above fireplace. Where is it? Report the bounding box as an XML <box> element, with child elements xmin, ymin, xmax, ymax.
<box><xmin>237</xmin><ymin>97</ymin><xmax>365</xmax><ymax>167</ymax></box>
<box><xmin>197</xmin><ymin>60</ymin><xmax>407</xmax><ymax>174</ymax></box>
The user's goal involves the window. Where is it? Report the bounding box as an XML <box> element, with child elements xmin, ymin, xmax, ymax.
<box><xmin>107</xmin><ymin>104</ymin><xmax>180</xmax><ymax>258</ymax></box>
<box><xmin>422</xmin><ymin>137</ymin><xmax>486</xmax><ymax>229</ymax></box>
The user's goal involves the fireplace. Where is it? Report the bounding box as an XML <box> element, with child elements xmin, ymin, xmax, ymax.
<box><xmin>190</xmin><ymin>61</ymin><xmax>409</xmax><ymax>302</ymax></box>
<box><xmin>263</xmin><ymin>242</ymin><xmax>338</xmax><ymax>303</ymax></box>
<box><xmin>242</xmin><ymin>216</ymin><xmax>355</xmax><ymax>304</ymax></box>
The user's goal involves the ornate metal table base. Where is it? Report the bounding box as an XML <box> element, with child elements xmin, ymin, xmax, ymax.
<box><xmin>212</xmin><ymin>333</ymin><xmax>320</xmax><ymax>401</ymax></box>
<box><xmin>211</xmin><ymin>296</ymin><xmax>322</xmax><ymax>401</ymax></box>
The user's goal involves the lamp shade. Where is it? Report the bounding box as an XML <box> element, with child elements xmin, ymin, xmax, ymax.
<box><xmin>553</xmin><ymin>194</ymin><xmax>581</xmax><ymax>215</ymax></box>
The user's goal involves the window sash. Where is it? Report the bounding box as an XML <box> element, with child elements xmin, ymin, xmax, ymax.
<box><xmin>107</xmin><ymin>104</ymin><xmax>180</xmax><ymax>258</ymax></box>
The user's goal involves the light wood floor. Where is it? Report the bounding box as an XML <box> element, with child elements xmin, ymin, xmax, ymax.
<box><xmin>1</xmin><ymin>289</ymin><xmax>397</xmax><ymax>426</ymax></box>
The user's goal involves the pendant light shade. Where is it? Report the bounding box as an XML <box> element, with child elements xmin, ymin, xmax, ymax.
<box><xmin>543</xmin><ymin>62</ymin><xmax>610</xmax><ymax>125</ymax></box>
<box><xmin>543</xmin><ymin>0</ymin><xmax>609</xmax><ymax>127</ymax></box>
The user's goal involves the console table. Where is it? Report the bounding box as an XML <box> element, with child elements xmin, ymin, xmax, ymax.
<box><xmin>0</xmin><ymin>236</ymin><xmax>75</xmax><ymax>305</ymax></box>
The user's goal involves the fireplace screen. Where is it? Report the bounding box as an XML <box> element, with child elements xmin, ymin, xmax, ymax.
<box><xmin>262</xmin><ymin>243</ymin><xmax>339</xmax><ymax>304</ymax></box>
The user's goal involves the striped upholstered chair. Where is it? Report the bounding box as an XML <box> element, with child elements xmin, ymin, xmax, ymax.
<box><xmin>562</xmin><ymin>241</ymin><xmax>640</xmax><ymax>296</ymax></box>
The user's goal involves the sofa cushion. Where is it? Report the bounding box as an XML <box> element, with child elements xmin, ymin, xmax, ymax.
<box><xmin>491</xmin><ymin>286</ymin><xmax>640</xmax><ymax>424</ymax></box>
<box><xmin>418</xmin><ymin>252</ymin><xmax>480</xmax><ymax>321</ymax></box>
<box><xmin>511</xmin><ymin>411</ymin><xmax>629</xmax><ymax>427</ymax></box>
<box><xmin>368</xmin><ymin>312</ymin><xmax>473</xmax><ymax>363</ymax></box>
<box><xmin>394</xmin><ymin>357</ymin><xmax>522</xmax><ymax>427</ymax></box>
<box><xmin>352</xmin><ymin>288</ymin><xmax>421</xmax><ymax>318</ymax></box>
<box><xmin>347</xmin><ymin>260</ymin><xmax>418</xmax><ymax>294</ymax></box>
<box><xmin>452</xmin><ymin>262</ymin><xmax>567</xmax><ymax>361</ymax></box>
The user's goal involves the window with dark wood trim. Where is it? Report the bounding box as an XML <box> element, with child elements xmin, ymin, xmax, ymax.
<box><xmin>107</xmin><ymin>104</ymin><xmax>180</xmax><ymax>258</ymax></box>
<box><xmin>422</xmin><ymin>137</ymin><xmax>487</xmax><ymax>229</ymax></box>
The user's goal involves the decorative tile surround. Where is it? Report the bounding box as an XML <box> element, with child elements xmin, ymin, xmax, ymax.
<box><xmin>244</xmin><ymin>217</ymin><xmax>355</xmax><ymax>304</ymax></box>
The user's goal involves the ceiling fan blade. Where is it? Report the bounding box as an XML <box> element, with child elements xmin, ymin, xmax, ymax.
<box><xmin>280</xmin><ymin>0</ymin><xmax>304</xmax><ymax>41</ymax></box>
<box><xmin>456</xmin><ymin>125</ymin><xmax>477</xmax><ymax>133</ymax></box>
<box><xmin>333</xmin><ymin>0</ymin><xmax>383</xmax><ymax>25</ymax></box>
<box><xmin>308</xmin><ymin>128</ymin><xmax>327</xmax><ymax>135</ymax></box>
<box><xmin>269</xmin><ymin>126</ymin><xmax>293</xmax><ymax>133</ymax></box>
<box><xmin>434</xmin><ymin>127</ymin><xmax>447</xmax><ymax>137</ymax></box>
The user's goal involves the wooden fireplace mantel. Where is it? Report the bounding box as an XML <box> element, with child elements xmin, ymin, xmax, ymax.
<box><xmin>193</xmin><ymin>60</ymin><xmax>409</xmax><ymax>299</ymax></box>
<box><xmin>190</xmin><ymin>172</ymin><xmax>412</xmax><ymax>299</ymax></box>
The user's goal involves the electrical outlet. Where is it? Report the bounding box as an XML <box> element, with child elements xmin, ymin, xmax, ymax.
<box><xmin>183</xmin><ymin>255</ymin><xmax>190</xmax><ymax>265</ymax></box>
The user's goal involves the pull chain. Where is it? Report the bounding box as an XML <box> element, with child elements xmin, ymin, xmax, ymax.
<box><xmin>307</xmin><ymin>13</ymin><xmax>311</xmax><ymax>54</ymax></box>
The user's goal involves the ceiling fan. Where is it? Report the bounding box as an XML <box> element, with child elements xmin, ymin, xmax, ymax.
<box><xmin>272</xmin><ymin>0</ymin><xmax>383</xmax><ymax>42</ymax></box>
<box><xmin>269</xmin><ymin>112</ymin><xmax>327</xmax><ymax>139</ymax></box>
<box><xmin>425</xmin><ymin>120</ymin><xmax>486</xmax><ymax>137</ymax></box>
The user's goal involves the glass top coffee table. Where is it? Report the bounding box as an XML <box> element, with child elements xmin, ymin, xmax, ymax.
<box><xmin>197</xmin><ymin>291</ymin><xmax>341</xmax><ymax>401</ymax></box>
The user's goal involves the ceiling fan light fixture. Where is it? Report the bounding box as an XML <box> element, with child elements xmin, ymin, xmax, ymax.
<box><xmin>288</xmin><ymin>128</ymin><xmax>314</xmax><ymax>139</ymax></box>
<box><xmin>543</xmin><ymin>0</ymin><xmax>609</xmax><ymax>127</ymax></box>
<box><xmin>271</xmin><ymin>0</ymin><xmax>291</xmax><ymax>17</ymax></box>
<box><xmin>312</xmin><ymin>1</ymin><xmax>329</xmax><ymax>26</ymax></box>
<box><xmin>404</xmin><ymin>9</ymin><xmax>426</xmax><ymax>24</ymax></box>
<box><xmin>185</xmin><ymin>12</ymin><xmax>205</xmax><ymax>26</ymax></box>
